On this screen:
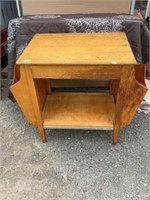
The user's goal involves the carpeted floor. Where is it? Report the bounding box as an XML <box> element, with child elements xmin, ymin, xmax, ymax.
<box><xmin>0</xmin><ymin>75</ymin><xmax>150</xmax><ymax>200</ymax></box>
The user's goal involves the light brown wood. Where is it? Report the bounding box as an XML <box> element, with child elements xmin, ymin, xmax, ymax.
<box><xmin>21</xmin><ymin>0</ymin><xmax>131</xmax><ymax>15</ymax></box>
<box><xmin>45</xmin><ymin>79</ymin><xmax>52</xmax><ymax>94</ymax></box>
<box><xmin>10</xmin><ymin>65</ymin><xmax>37</xmax><ymax>125</ymax></box>
<box><xmin>17</xmin><ymin>33</ymin><xmax>136</xmax><ymax>65</ymax></box>
<box><xmin>31</xmin><ymin>64</ymin><xmax>122</xmax><ymax>80</ymax></box>
<box><xmin>43</xmin><ymin>93</ymin><xmax>115</xmax><ymax>129</ymax></box>
<box><xmin>10</xmin><ymin>33</ymin><xmax>148</xmax><ymax>144</ymax></box>
<box><xmin>112</xmin><ymin>64</ymin><xmax>147</xmax><ymax>144</ymax></box>
<box><xmin>34</xmin><ymin>79</ymin><xmax>48</xmax><ymax>111</ymax></box>
<box><xmin>112</xmin><ymin>124</ymin><xmax>120</xmax><ymax>145</ymax></box>
<box><xmin>114</xmin><ymin>64</ymin><xmax>147</xmax><ymax>128</ymax></box>
<box><xmin>24</xmin><ymin>67</ymin><xmax>46</xmax><ymax>142</ymax></box>
<box><xmin>109</xmin><ymin>79</ymin><xmax>120</xmax><ymax>103</ymax></box>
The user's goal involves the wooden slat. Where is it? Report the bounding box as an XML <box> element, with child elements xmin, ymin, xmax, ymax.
<box><xmin>43</xmin><ymin>92</ymin><xmax>115</xmax><ymax>129</ymax></box>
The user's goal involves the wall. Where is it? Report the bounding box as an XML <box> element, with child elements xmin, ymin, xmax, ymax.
<box><xmin>21</xmin><ymin>0</ymin><xmax>132</xmax><ymax>15</ymax></box>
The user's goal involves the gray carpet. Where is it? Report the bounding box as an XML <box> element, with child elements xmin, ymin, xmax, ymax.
<box><xmin>0</xmin><ymin>82</ymin><xmax>150</xmax><ymax>200</ymax></box>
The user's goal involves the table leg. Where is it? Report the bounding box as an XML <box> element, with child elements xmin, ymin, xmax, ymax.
<box><xmin>45</xmin><ymin>79</ymin><xmax>52</xmax><ymax>94</ymax></box>
<box><xmin>38</xmin><ymin>126</ymin><xmax>46</xmax><ymax>143</ymax></box>
<box><xmin>109</xmin><ymin>79</ymin><xmax>120</xmax><ymax>103</ymax></box>
<box><xmin>25</xmin><ymin>66</ymin><xmax>47</xmax><ymax>142</ymax></box>
<box><xmin>112</xmin><ymin>124</ymin><xmax>120</xmax><ymax>145</ymax></box>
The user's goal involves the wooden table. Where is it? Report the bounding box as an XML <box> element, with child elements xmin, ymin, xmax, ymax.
<box><xmin>10</xmin><ymin>32</ymin><xmax>147</xmax><ymax>144</ymax></box>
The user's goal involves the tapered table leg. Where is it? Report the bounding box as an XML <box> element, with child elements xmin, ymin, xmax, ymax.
<box><xmin>38</xmin><ymin>126</ymin><xmax>47</xmax><ymax>143</ymax></box>
<box><xmin>112</xmin><ymin>125</ymin><xmax>120</xmax><ymax>145</ymax></box>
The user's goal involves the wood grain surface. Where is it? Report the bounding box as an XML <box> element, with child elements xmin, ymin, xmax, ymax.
<box><xmin>43</xmin><ymin>92</ymin><xmax>115</xmax><ymax>129</ymax></box>
<box><xmin>17</xmin><ymin>33</ymin><xmax>136</xmax><ymax>65</ymax></box>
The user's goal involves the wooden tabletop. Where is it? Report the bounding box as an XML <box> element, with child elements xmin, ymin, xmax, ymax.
<box><xmin>17</xmin><ymin>32</ymin><xmax>137</xmax><ymax>65</ymax></box>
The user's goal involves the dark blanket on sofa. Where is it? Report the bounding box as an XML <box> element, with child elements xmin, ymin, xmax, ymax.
<box><xmin>7</xmin><ymin>13</ymin><xmax>150</xmax><ymax>86</ymax></box>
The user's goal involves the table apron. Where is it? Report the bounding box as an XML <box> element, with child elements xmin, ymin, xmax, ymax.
<box><xmin>29</xmin><ymin>65</ymin><xmax>126</xmax><ymax>79</ymax></box>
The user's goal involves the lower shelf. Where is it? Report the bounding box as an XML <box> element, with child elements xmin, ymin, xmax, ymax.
<box><xmin>42</xmin><ymin>92</ymin><xmax>115</xmax><ymax>129</ymax></box>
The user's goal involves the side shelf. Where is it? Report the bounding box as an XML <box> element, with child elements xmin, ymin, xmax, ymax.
<box><xmin>114</xmin><ymin>64</ymin><xmax>148</xmax><ymax>128</ymax></box>
<box><xmin>10</xmin><ymin>65</ymin><xmax>48</xmax><ymax>126</ymax></box>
